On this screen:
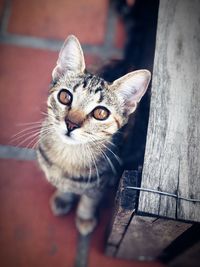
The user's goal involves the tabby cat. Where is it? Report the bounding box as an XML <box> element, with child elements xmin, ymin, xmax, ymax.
<box><xmin>37</xmin><ymin>35</ymin><xmax>151</xmax><ymax>235</ymax></box>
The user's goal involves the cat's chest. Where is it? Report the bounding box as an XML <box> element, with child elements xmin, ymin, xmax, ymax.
<box><xmin>37</xmin><ymin>137</ymin><xmax>110</xmax><ymax>194</ymax></box>
<box><xmin>38</xmin><ymin>134</ymin><xmax>100</xmax><ymax>178</ymax></box>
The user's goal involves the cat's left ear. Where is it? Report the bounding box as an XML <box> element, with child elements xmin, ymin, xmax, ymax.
<box><xmin>52</xmin><ymin>35</ymin><xmax>85</xmax><ymax>81</ymax></box>
<box><xmin>111</xmin><ymin>70</ymin><xmax>151</xmax><ymax>115</ymax></box>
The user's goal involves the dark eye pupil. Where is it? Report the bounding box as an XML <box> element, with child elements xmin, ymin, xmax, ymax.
<box><xmin>93</xmin><ymin>107</ymin><xmax>110</xmax><ymax>120</ymax></box>
<box><xmin>61</xmin><ymin>92</ymin><xmax>69</xmax><ymax>101</ymax></box>
<box><xmin>58</xmin><ymin>89</ymin><xmax>72</xmax><ymax>105</ymax></box>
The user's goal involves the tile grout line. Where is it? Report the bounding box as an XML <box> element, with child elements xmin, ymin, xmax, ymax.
<box><xmin>0</xmin><ymin>145</ymin><xmax>36</xmax><ymax>161</ymax></box>
<box><xmin>0</xmin><ymin>33</ymin><xmax>122</xmax><ymax>58</ymax></box>
<box><xmin>0</xmin><ymin>0</ymin><xmax>122</xmax><ymax>59</ymax></box>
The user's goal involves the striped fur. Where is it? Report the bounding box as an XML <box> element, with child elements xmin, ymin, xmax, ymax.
<box><xmin>37</xmin><ymin>35</ymin><xmax>150</xmax><ymax>235</ymax></box>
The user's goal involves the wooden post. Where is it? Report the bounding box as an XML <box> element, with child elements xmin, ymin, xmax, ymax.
<box><xmin>138</xmin><ymin>0</ymin><xmax>200</xmax><ymax>222</ymax></box>
<box><xmin>106</xmin><ymin>0</ymin><xmax>200</xmax><ymax>261</ymax></box>
<box><xmin>105</xmin><ymin>170</ymin><xmax>139</xmax><ymax>256</ymax></box>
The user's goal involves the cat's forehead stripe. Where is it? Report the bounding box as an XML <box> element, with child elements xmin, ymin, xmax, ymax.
<box><xmin>73</xmin><ymin>83</ymin><xmax>81</xmax><ymax>92</ymax></box>
<box><xmin>97</xmin><ymin>90</ymin><xmax>104</xmax><ymax>103</ymax></box>
<box><xmin>83</xmin><ymin>75</ymin><xmax>104</xmax><ymax>92</ymax></box>
<box><xmin>72</xmin><ymin>74</ymin><xmax>105</xmax><ymax>94</ymax></box>
<box><xmin>85</xmin><ymin>76</ymin><xmax>106</xmax><ymax>103</ymax></box>
<box><xmin>94</xmin><ymin>87</ymin><xmax>103</xmax><ymax>94</ymax></box>
<box><xmin>83</xmin><ymin>74</ymin><xmax>93</xmax><ymax>88</ymax></box>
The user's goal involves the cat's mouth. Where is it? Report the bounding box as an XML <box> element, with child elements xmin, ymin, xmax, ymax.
<box><xmin>61</xmin><ymin>132</ymin><xmax>80</xmax><ymax>145</ymax></box>
<box><xmin>54</xmin><ymin>127</ymin><xmax>79</xmax><ymax>145</ymax></box>
<box><xmin>55</xmin><ymin>126</ymin><xmax>89</xmax><ymax>145</ymax></box>
<box><xmin>62</xmin><ymin>130</ymin><xmax>87</xmax><ymax>145</ymax></box>
<box><xmin>65</xmin><ymin>131</ymin><xmax>71</xmax><ymax>137</ymax></box>
<box><xmin>64</xmin><ymin>131</ymin><xmax>78</xmax><ymax>141</ymax></box>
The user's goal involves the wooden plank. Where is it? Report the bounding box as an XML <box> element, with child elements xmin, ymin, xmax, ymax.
<box><xmin>105</xmin><ymin>170</ymin><xmax>139</xmax><ymax>256</ymax></box>
<box><xmin>138</xmin><ymin>0</ymin><xmax>200</xmax><ymax>222</ymax></box>
<box><xmin>116</xmin><ymin>215</ymin><xmax>191</xmax><ymax>260</ymax></box>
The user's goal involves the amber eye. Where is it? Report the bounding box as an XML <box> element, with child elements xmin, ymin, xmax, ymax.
<box><xmin>92</xmin><ymin>106</ymin><xmax>110</xmax><ymax>121</ymax></box>
<box><xmin>58</xmin><ymin>89</ymin><xmax>72</xmax><ymax>105</ymax></box>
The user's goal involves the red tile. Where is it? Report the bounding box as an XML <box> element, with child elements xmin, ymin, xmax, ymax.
<box><xmin>0</xmin><ymin>159</ymin><xmax>165</xmax><ymax>267</ymax></box>
<box><xmin>0</xmin><ymin>159</ymin><xmax>77</xmax><ymax>267</ymax></box>
<box><xmin>0</xmin><ymin>45</ymin><xmax>56</xmax><ymax>147</ymax></box>
<box><xmin>8</xmin><ymin>0</ymin><xmax>108</xmax><ymax>44</ymax></box>
<box><xmin>115</xmin><ymin>18</ymin><xmax>126</xmax><ymax>49</ymax></box>
<box><xmin>0</xmin><ymin>44</ymin><xmax>101</xmax><ymax>147</ymax></box>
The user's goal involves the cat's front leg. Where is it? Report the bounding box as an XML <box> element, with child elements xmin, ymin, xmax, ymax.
<box><xmin>76</xmin><ymin>194</ymin><xmax>101</xmax><ymax>236</ymax></box>
<box><xmin>50</xmin><ymin>190</ymin><xmax>77</xmax><ymax>216</ymax></box>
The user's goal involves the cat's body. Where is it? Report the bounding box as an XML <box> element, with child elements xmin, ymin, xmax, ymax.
<box><xmin>37</xmin><ymin>35</ymin><xmax>150</xmax><ymax>235</ymax></box>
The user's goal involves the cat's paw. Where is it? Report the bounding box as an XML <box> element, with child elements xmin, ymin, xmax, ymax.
<box><xmin>50</xmin><ymin>193</ymin><xmax>73</xmax><ymax>216</ymax></box>
<box><xmin>76</xmin><ymin>217</ymin><xmax>97</xmax><ymax>236</ymax></box>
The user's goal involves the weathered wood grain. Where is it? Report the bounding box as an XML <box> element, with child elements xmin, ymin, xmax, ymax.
<box><xmin>138</xmin><ymin>0</ymin><xmax>200</xmax><ymax>222</ymax></box>
<box><xmin>105</xmin><ymin>170</ymin><xmax>139</xmax><ymax>256</ymax></box>
<box><xmin>116</xmin><ymin>215</ymin><xmax>191</xmax><ymax>260</ymax></box>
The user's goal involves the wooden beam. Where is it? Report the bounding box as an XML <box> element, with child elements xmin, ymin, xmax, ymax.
<box><xmin>116</xmin><ymin>215</ymin><xmax>191</xmax><ymax>260</ymax></box>
<box><xmin>138</xmin><ymin>0</ymin><xmax>200</xmax><ymax>222</ymax></box>
<box><xmin>105</xmin><ymin>170</ymin><xmax>139</xmax><ymax>256</ymax></box>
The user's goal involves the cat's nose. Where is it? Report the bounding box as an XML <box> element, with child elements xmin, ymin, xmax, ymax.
<box><xmin>65</xmin><ymin>119</ymin><xmax>80</xmax><ymax>132</ymax></box>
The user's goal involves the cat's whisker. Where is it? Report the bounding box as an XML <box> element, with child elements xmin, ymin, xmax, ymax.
<box><xmin>10</xmin><ymin>128</ymin><xmax>42</xmax><ymax>142</ymax></box>
<box><xmin>96</xmin><ymin>144</ymin><xmax>117</xmax><ymax>176</ymax></box>
<box><xmin>16</xmin><ymin>120</ymin><xmax>43</xmax><ymax>126</ymax></box>
<box><xmin>14</xmin><ymin>127</ymin><xmax>52</xmax><ymax>148</ymax></box>
<box><xmin>31</xmin><ymin>138</ymin><xmax>40</xmax><ymax>150</ymax></box>
<box><xmin>83</xmin><ymin>144</ymin><xmax>92</xmax><ymax>188</ymax></box>
<box><xmin>25</xmin><ymin>130</ymin><xmax>52</xmax><ymax>150</ymax></box>
<box><xmin>87</xmin><ymin>144</ymin><xmax>100</xmax><ymax>186</ymax></box>
<box><xmin>15</xmin><ymin>132</ymin><xmax>41</xmax><ymax>148</ymax></box>
<box><xmin>25</xmin><ymin>135</ymin><xmax>40</xmax><ymax>150</ymax></box>
<box><xmin>41</xmin><ymin>111</ymin><xmax>59</xmax><ymax>124</ymax></box>
<box><xmin>106</xmin><ymin>139</ymin><xmax>117</xmax><ymax>148</ymax></box>
<box><xmin>32</xmin><ymin>130</ymin><xmax>51</xmax><ymax>149</ymax></box>
<box><xmin>41</xmin><ymin>111</ymin><xmax>55</xmax><ymax>119</ymax></box>
<box><xmin>85</xmin><ymin>136</ymin><xmax>118</xmax><ymax>176</ymax></box>
<box><xmin>26</xmin><ymin>134</ymin><xmax>44</xmax><ymax>150</ymax></box>
<box><xmin>10</xmin><ymin>124</ymin><xmax>42</xmax><ymax>139</ymax></box>
<box><xmin>10</xmin><ymin>125</ymin><xmax>54</xmax><ymax>144</ymax></box>
<box><xmin>102</xmin><ymin>150</ymin><xmax>117</xmax><ymax>175</ymax></box>
<box><xmin>101</xmin><ymin>144</ymin><xmax>123</xmax><ymax>166</ymax></box>
<box><xmin>28</xmin><ymin>128</ymin><xmax>53</xmax><ymax>149</ymax></box>
<box><xmin>10</xmin><ymin>125</ymin><xmax>51</xmax><ymax>143</ymax></box>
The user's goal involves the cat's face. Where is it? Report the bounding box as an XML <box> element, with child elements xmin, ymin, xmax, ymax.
<box><xmin>47</xmin><ymin>35</ymin><xmax>151</xmax><ymax>145</ymax></box>
<box><xmin>48</xmin><ymin>74</ymin><xmax>124</xmax><ymax>145</ymax></box>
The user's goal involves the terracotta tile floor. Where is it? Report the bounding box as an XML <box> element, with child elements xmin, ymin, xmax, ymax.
<box><xmin>0</xmin><ymin>1</ymin><xmax>165</xmax><ymax>266</ymax></box>
<box><xmin>8</xmin><ymin>0</ymin><xmax>108</xmax><ymax>44</ymax></box>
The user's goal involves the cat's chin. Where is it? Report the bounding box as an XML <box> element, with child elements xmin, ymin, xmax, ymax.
<box><xmin>57</xmin><ymin>131</ymin><xmax>88</xmax><ymax>145</ymax></box>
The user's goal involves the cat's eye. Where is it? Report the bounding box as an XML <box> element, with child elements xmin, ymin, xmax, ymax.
<box><xmin>92</xmin><ymin>106</ymin><xmax>110</xmax><ymax>121</ymax></box>
<box><xmin>58</xmin><ymin>89</ymin><xmax>72</xmax><ymax>105</ymax></box>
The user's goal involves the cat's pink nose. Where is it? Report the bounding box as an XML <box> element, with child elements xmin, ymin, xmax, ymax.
<box><xmin>65</xmin><ymin>119</ymin><xmax>80</xmax><ymax>132</ymax></box>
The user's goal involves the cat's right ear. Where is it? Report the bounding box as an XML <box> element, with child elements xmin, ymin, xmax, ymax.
<box><xmin>110</xmin><ymin>70</ymin><xmax>151</xmax><ymax>116</ymax></box>
<box><xmin>52</xmin><ymin>35</ymin><xmax>85</xmax><ymax>81</ymax></box>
